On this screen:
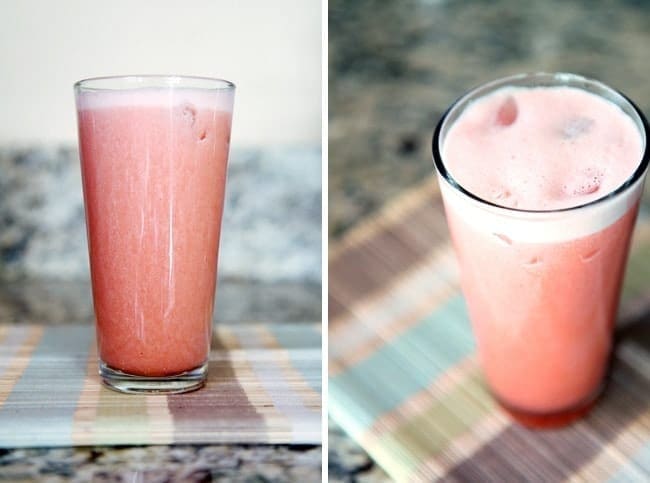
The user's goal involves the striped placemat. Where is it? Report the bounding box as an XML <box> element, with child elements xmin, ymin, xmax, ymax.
<box><xmin>329</xmin><ymin>176</ymin><xmax>650</xmax><ymax>482</ymax></box>
<box><xmin>0</xmin><ymin>323</ymin><xmax>321</xmax><ymax>447</ymax></box>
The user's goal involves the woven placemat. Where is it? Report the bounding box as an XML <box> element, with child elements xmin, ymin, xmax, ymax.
<box><xmin>329</xmin><ymin>176</ymin><xmax>650</xmax><ymax>482</ymax></box>
<box><xmin>0</xmin><ymin>323</ymin><xmax>321</xmax><ymax>447</ymax></box>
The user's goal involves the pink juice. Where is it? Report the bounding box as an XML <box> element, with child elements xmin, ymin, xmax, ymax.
<box><xmin>434</xmin><ymin>75</ymin><xmax>648</xmax><ymax>426</ymax></box>
<box><xmin>76</xmin><ymin>85</ymin><xmax>234</xmax><ymax>380</ymax></box>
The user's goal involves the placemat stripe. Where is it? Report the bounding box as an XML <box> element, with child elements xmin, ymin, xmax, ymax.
<box><xmin>146</xmin><ymin>394</ymin><xmax>174</xmax><ymax>445</ymax></box>
<box><xmin>330</xmin><ymin>183</ymin><xmax>445</xmax><ymax>321</ymax></box>
<box><xmin>360</xmin><ymin>356</ymin><xmax>478</xmax><ymax>442</ymax></box>
<box><xmin>371</xmin><ymin>370</ymin><xmax>495</xmax><ymax>479</ymax></box>
<box><xmin>213</xmin><ymin>324</ymin><xmax>242</xmax><ymax>350</ymax></box>
<box><xmin>359</xmin><ymin>358</ymin><xmax>509</xmax><ymax>480</ymax></box>
<box><xmin>72</xmin><ymin>338</ymin><xmax>100</xmax><ymax>445</ymax></box>
<box><xmin>94</xmin><ymin>384</ymin><xmax>150</xmax><ymax>445</ymax></box>
<box><xmin>167</xmin><ymin>354</ymin><xmax>272</xmax><ymax>444</ymax></box>
<box><xmin>0</xmin><ymin>326</ymin><xmax>33</xmax><ymax>379</ymax></box>
<box><xmin>570</xmin><ymin>414</ymin><xmax>650</xmax><ymax>482</ymax></box>
<box><xmin>262</xmin><ymin>325</ymin><xmax>322</xmax><ymax>395</ymax></box>
<box><xmin>0</xmin><ymin>326</ymin><xmax>91</xmax><ymax>447</ymax></box>
<box><xmin>210</xmin><ymin>325</ymin><xmax>291</xmax><ymax>443</ymax></box>
<box><xmin>0</xmin><ymin>326</ymin><xmax>43</xmax><ymax>408</ymax></box>
<box><xmin>329</xmin><ymin>177</ymin><xmax>440</xmax><ymax>261</ymax></box>
<box><xmin>330</xmin><ymin>246</ymin><xmax>458</xmax><ymax>374</ymax></box>
<box><xmin>409</xmin><ymin>412</ymin><xmax>510</xmax><ymax>481</ymax></box>
<box><xmin>233</xmin><ymin>327</ymin><xmax>319</xmax><ymax>442</ymax></box>
<box><xmin>0</xmin><ymin>323</ymin><xmax>320</xmax><ymax>447</ymax></box>
<box><xmin>330</xmin><ymin>296</ymin><xmax>474</xmax><ymax>437</ymax></box>
<box><xmin>607</xmin><ymin>442</ymin><xmax>650</xmax><ymax>482</ymax></box>
<box><xmin>253</xmin><ymin>326</ymin><xmax>322</xmax><ymax>407</ymax></box>
<box><xmin>267</xmin><ymin>324</ymin><xmax>321</xmax><ymax>350</ymax></box>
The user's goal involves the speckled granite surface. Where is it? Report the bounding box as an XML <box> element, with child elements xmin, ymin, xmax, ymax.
<box><xmin>329</xmin><ymin>0</ymin><xmax>650</xmax><ymax>480</ymax></box>
<box><xmin>0</xmin><ymin>444</ymin><xmax>321</xmax><ymax>482</ymax></box>
<box><xmin>0</xmin><ymin>146</ymin><xmax>321</xmax><ymax>283</ymax></box>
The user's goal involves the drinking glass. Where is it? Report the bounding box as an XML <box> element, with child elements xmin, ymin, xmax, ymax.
<box><xmin>432</xmin><ymin>73</ymin><xmax>649</xmax><ymax>426</ymax></box>
<box><xmin>75</xmin><ymin>75</ymin><xmax>235</xmax><ymax>393</ymax></box>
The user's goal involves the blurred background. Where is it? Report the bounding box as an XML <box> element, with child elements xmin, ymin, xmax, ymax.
<box><xmin>1</xmin><ymin>1</ymin><xmax>320</xmax><ymax>146</ymax></box>
<box><xmin>329</xmin><ymin>0</ymin><xmax>650</xmax><ymax>481</ymax></box>
<box><xmin>329</xmin><ymin>0</ymin><xmax>650</xmax><ymax>240</ymax></box>
<box><xmin>0</xmin><ymin>0</ymin><xmax>321</xmax><ymax>325</ymax></box>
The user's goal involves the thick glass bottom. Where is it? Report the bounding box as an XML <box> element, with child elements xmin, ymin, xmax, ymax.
<box><xmin>495</xmin><ymin>384</ymin><xmax>603</xmax><ymax>429</ymax></box>
<box><xmin>99</xmin><ymin>361</ymin><xmax>207</xmax><ymax>394</ymax></box>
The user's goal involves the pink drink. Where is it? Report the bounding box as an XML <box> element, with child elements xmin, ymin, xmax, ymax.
<box><xmin>433</xmin><ymin>73</ymin><xmax>648</xmax><ymax>426</ymax></box>
<box><xmin>75</xmin><ymin>77</ymin><xmax>235</xmax><ymax>393</ymax></box>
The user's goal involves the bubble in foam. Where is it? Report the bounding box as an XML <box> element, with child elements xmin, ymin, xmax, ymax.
<box><xmin>495</xmin><ymin>96</ymin><xmax>518</xmax><ymax>127</ymax></box>
<box><xmin>489</xmin><ymin>184</ymin><xmax>519</xmax><ymax>208</ymax></box>
<box><xmin>562</xmin><ymin>117</ymin><xmax>594</xmax><ymax>139</ymax></box>
<box><xmin>564</xmin><ymin>167</ymin><xmax>604</xmax><ymax>196</ymax></box>
<box><xmin>181</xmin><ymin>103</ymin><xmax>196</xmax><ymax>126</ymax></box>
<box><xmin>523</xmin><ymin>255</ymin><xmax>543</xmax><ymax>274</ymax></box>
<box><xmin>524</xmin><ymin>256</ymin><xmax>542</xmax><ymax>266</ymax></box>
<box><xmin>492</xmin><ymin>187</ymin><xmax>511</xmax><ymax>201</ymax></box>
<box><xmin>580</xmin><ymin>248</ymin><xmax>601</xmax><ymax>262</ymax></box>
<box><xmin>493</xmin><ymin>233</ymin><xmax>512</xmax><ymax>245</ymax></box>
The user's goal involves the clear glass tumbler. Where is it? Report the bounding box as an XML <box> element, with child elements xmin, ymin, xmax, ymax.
<box><xmin>75</xmin><ymin>75</ymin><xmax>235</xmax><ymax>394</ymax></box>
<box><xmin>432</xmin><ymin>73</ymin><xmax>649</xmax><ymax>427</ymax></box>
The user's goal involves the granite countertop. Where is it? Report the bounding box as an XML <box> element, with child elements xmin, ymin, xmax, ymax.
<box><xmin>0</xmin><ymin>146</ymin><xmax>321</xmax><ymax>284</ymax></box>
<box><xmin>329</xmin><ymin>0</ymin><xmax>650</xmax><ymax>480</ymax></box>
<box><xmin>0</xmin><ymin>279</ymin><xmax>321</xmax><ymax>482</ymax></box>
<box><xmin>0</xmin><ymin>279</ymin><xmax>321</xmax><ymax>326</ymax></box>
<box><xmin>0</xmin><ymin>445</ymin><xmax>320</xmax><ymax>483</ymax></box>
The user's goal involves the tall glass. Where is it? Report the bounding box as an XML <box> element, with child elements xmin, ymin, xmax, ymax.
<box><xmin>75</xmin><ymin>75</ymin><xmax>235</xmax><ymax>394</ymax></box>
<box><xmin>432</xmin><ymin>73</ymin><xmax>649</xmax><ymax>427</ymax></box>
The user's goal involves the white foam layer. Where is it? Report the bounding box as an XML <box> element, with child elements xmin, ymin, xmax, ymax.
<box><xmin>76</xmin><ymin>87</ymin><xmax>234</xmax><ymax>112</ymax></box>
<box><xmin>441</xmin><ymin>86</ymin><xmax>644</xmax><ymax>211</ymax></box>
<box><xmin>438</xmin><ymin>172</ymin><xmax>646</xmax><ymax>243</ymax></box>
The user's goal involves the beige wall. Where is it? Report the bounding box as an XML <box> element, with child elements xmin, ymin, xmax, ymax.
<box><xmin>0</xmin><ymin>0</ymin><xmax>321</xmax><ymax>147</ymax></box>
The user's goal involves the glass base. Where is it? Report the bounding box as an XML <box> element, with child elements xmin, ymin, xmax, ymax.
<box><xmin>99</xmin><ymin>361</ymin><xmax>207</xmax><ymax>394</ymax></box>
<box><xmin>495</xmin><ymin>384</ymin><xmax>603</xmax><ymax>429</ymax></box>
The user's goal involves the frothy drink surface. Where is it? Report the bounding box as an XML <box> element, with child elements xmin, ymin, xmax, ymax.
<box><xmin>443</xmin><ymin>86</ymin><xmax>643</xmax><ymax>210</ymax></box>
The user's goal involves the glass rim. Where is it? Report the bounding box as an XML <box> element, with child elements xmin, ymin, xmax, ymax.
<box><xmin>431</xmin><ymin>72</ymin><xmax>650</xmax><ymax>215</ymax></box>
<box><xmin>74</xmin><ymin>74</ymin><xmax>236</xmax><ymax>92</ymax></box>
